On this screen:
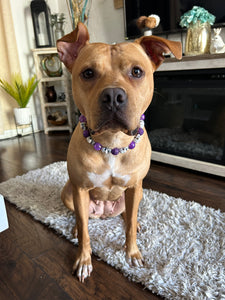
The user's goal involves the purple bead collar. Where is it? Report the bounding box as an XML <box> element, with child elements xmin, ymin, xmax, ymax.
<box><xmin>79</xmin><ymin>114</ymin><xmax>145</xmax><ymax>155</ymax></box>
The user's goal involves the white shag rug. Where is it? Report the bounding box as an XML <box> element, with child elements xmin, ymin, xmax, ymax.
<box><xmin>0</xmin><ymin>161</ymin><xmax>224</xmax><ymax>300</ymax></box>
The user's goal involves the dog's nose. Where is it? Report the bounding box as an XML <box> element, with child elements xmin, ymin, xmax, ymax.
<box><xmin>99</xmin><ymin>88</ymin><xmax>127</xmax><ymax>111</ymax></box>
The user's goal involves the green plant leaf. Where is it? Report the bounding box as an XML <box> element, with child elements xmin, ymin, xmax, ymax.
<box><xmin>0</xmin><ymin>73</ymin><xmax>39</xmax><ymax>108</ymax></box>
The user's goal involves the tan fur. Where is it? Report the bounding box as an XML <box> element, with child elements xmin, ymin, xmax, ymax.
<box><xmin>57</xmin><ymin>22</ymin><xmax>182</xmax><ymax>282</ymax></box>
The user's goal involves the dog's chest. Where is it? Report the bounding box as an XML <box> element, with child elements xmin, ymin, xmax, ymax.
<box><xmin>87</xmin><ymin>155</ymin><xmax>130</xmax><ymax>189</ymax></box>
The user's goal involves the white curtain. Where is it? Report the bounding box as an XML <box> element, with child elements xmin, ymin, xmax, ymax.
<box><xmin>0</xmin><ymin>0</ymin><xmax>21</xmax><ymax>137</ymax></box>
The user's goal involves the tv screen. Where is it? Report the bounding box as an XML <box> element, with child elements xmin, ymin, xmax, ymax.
<box><xmin>124</xmin><ymin>0</ymin><xmax>225</xmax><ymax>39</ymax></box>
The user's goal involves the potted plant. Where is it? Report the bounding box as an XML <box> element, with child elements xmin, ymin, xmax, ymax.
<box><xmin>0</xmin><ymin>73</ymin><xmax>39</xmax><ymax>125</ymax></box>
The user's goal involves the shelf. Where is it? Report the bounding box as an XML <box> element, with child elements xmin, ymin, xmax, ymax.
<box><xmin>32</xmin><ymin>47</ymin><xmax>58</xmax><ymax>54</ymax></box>
<box><xmin>44</xmin><ymin>102</ymin><xmax>68</xmax><ymax>107</ymax></box>
<box><xmin>158</xmin><ymin>53</ymin><xmax>225</xmax><ymax>72</ymax></box>
<box><xmin>33</xmin><ymin>47</ymin><xmax>74</xmax><ymax>134</ymax></box>
<box><xmin>164</xmin><ymin>52</ymin><xmax>225</xmax><ymax>63</ymax></box>
<box><xmin>40</xmin><ymin>76</ymin><xmax>65</xmax><ymax>82</ymax></box>
<box><xmin>45</xmin><ymin>125</ymin><xmax>72</xmax><ymax>133</ymax></box>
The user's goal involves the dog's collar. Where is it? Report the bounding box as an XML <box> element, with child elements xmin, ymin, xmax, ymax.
<box><xmin>79</xmin><ymin>114</ymin><xmax>145</xmax><ymax>155</ymax></box>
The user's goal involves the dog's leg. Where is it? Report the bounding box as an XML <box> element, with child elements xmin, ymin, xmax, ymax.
<box><xmin>61</xmin><ymin>180</ymin><xmax>74</xmax><ymax>211</ymax></box>
<box><xmin>72</xmin><ymin>186</ymin><xmax>93</xmax><ymax>282</ymax></box>
<box><xmin>124</xmin><ymin>181</ymin><xmax>143</xmax><ymax>267</ymax></box>
<box><xmin>121</xmin><ymin>212</ymin><xmax>141</xmax><ymax>233</ymax></box>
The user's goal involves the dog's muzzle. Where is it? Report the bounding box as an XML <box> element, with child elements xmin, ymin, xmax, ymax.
<box><xmin>89</xmin><ymin>88</ymin><xmax>138</xmax><ymax>135</ymax></box>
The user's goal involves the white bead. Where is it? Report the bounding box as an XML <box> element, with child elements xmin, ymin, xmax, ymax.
<box><xmin>86</xmin><ymin>137</ymin><xmax>93</xmax><ymax>143</ymax></box>
<box><xmin>120</xmin><ymin>147</ymin><xmax>128</xmax><ymax>153</ymax></box>
<box><xmin>83</xmin><ymin>126</ymin><xmax>88</xmax><ymax>131</ymax></box>
<box><xmin>140</xmin><ymin>120</ymin><xmax>145</xmax><ymax>128</ymax></box>
<box><xmin>134</xmin><ymin>136</ymin><xmax>141</xmax><ymax>143</ymax></box>
<box><xmin>101</xmin><ymin>147</ymin><xmax>111</xmax><ymax>154</ymax></box>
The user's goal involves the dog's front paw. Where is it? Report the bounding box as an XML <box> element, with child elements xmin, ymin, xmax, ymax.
<box><xmin>72</xmin><ymin>250</ymin><xmax>93</xmax><ymax>282</ymax></box>
<box><xmin>126</xmin><ymin>245</ymin><xmax>144</xmax><ymax>267</ymax></box>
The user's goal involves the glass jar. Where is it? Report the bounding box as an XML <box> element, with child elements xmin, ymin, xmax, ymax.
<box><xmin>185</xmin><ymin>21</ymin><xmax>211</xmax><ymax>56</ymax></box>
<box><xmin>54</xmin><ymin>22</ymin><xmax>64</xmax><ymax>42</ymax></box>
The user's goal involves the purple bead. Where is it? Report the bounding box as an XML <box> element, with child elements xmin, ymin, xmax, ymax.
<box><xmin>94</xmin><ymin>142</ymin><xmax>102</xmax><ymax>151</ymax></box>
<box><xmin>138</xmin><ymin>128</ymin><xmax>144</xmax><ymax>135</ymax></box>
<box><xmin>111</xmin><ymin>148</ymin><xmax>120</xmax><ymax>155</ymax></box>
<box><xmin>83</xmin><ymin>129</ymin><xmax>90</xmax><ymax>138</ymax></box>
<box><xmin>128</xmin><ymin>141</ymin><xmax>136</xmax><ymax>149</ymax></box>
<box><xmin>79</xmin><ymin>115</ymin><xmax>87</xmax><ymax>123</ymax></box>
<box><xmin>140</xmin><ymin>114</ymin><xmax>145</xmax><ymax>121</ymax></box>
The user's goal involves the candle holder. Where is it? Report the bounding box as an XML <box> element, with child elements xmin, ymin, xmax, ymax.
<box><xmin>30</xmin><ymin>0</ymin><xmax>54</xmax><ymax>48</ymax></box>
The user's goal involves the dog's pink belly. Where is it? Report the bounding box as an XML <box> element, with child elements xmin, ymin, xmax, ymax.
<box><xmin>89</xmin><ymin>193</ymin><xmax>125</xmax><ymax>219</ymax></box>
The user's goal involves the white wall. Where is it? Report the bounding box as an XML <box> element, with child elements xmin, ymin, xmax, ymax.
<box><xmin>88</xmin><ymin>0</ymin><xmax>124</xmax><ymax>43</ymax></box>
<box><xmin>58</xmin><ymin>0</ymin><xmax>125</xmax><ymax>43</ymax></box>
<box><xmin>9</xmin><ymin>0</ymin><xmax>124</xmax><ymax>133</ymax></box>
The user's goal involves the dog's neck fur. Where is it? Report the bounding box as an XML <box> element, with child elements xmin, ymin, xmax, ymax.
<box><xmin>80</xmin><ymin>114</ymin><xmax>145</xmax><ymax>154</ymax></box>
<box><xmin>83</xmin><ymin>127</ymin><xmax>135</xmax><ymax>149</ymax></box>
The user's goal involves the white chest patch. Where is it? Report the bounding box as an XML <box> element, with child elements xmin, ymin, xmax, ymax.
<box><xmin>87</xmin><ymin>155</ymin><xmax>130</xmax><ymax>188</ymax></box>
<box><xmin>87</xmin><ymin>169</ymin><xmax>111</xmax><ymax>188</ymax></box>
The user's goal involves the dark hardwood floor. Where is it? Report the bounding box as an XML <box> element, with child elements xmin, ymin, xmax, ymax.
<box><xmin>0</xmin><ymin>132</ymin><xmax>224</xmax><ymax>300</ymax></box>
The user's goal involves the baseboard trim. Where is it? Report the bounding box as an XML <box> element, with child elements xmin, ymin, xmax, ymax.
<box><xmin>152</xmin><ymin>151</ymin><xmax>225</xmax><ymax>177</ymax></box>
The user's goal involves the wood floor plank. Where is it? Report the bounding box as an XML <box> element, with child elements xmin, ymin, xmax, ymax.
<box><xmin>5</xmin><ymin>202</ymin><xmax>64</xmax><ymax>258</ymax></box>
<box><xmin>0</xmin><ymin>228</ymin><xmax>72</xmax><ymax>300</ymax></box>
<box><xmin>144</xmin><ymin>163</ymin><xmax>225</xmax><ymax>211</ymax></box>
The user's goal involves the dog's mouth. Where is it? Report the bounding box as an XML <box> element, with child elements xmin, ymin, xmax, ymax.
<box><xmin>89</xmin><ymin>116</ymin><xmax>139</xmax><ymax>136</ymax></box>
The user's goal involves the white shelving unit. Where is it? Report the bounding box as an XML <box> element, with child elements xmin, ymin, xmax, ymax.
<box><xmin>32</xmin><ymin>47</ymin><xmax>73</xmax><ymax>134</ymax></box>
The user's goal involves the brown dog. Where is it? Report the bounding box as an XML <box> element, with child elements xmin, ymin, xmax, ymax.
<box><xmin>57</xmin><ymin>22</ymin><xmax>182</xmax><ymax>282</ymax></box>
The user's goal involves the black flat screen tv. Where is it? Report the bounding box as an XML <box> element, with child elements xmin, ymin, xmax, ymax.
<box><xmin>124</xmin><ymin>0</ymin><xmax>225</xmax><ymax>39</ymax></box>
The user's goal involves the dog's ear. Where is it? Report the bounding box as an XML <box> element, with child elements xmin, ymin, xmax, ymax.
<box><xmin>57</xmin><ymin>22</ymin><xmax>90</xmax><ymax>72</ymax></box>
<box><xmin>135</xmin><ymin>36</ymin><xmax>182</xmax><ymax>71</ymax></box>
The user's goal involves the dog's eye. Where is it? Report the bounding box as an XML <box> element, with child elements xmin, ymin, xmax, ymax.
<box><xmin>82</xmin><ymin>68</ymin><xmax>95</xmax><ymax>80</ymax></box>
<box><xmin>131</xmin><ymin>67</ymin><xmax>143</xmax><ymax>78</ymax></box>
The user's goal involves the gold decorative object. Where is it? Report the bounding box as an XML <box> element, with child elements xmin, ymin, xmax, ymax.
<box><xmin>185</xmin><ymin>21</ymin><xmax>211</xmax><ymax>56</ymax></box>
<box><xmin>180</xmin><ymin>6</ymin><xmax>215</xmax><ymax>56</ymax></box>
<box><xmin>67</xmin><ymin>0</ymin><xmax>90</xmax><ymax>29</ymax></box>
<box><xmin>41</xmin><ymin>55</ymin><xmax>62</xmax><ymax>77</ymax></box>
